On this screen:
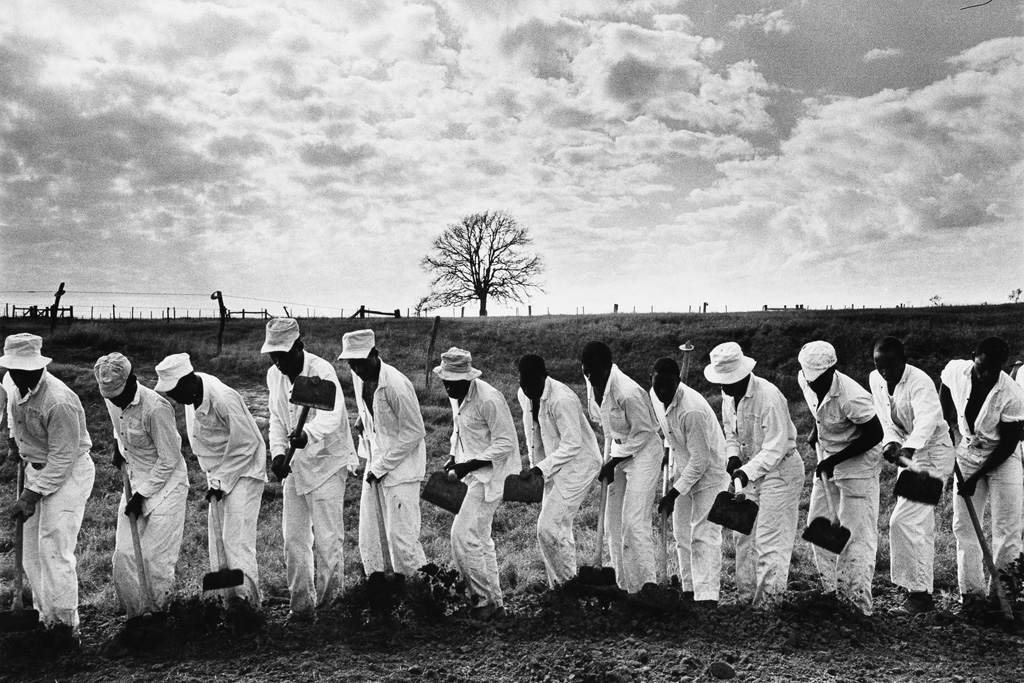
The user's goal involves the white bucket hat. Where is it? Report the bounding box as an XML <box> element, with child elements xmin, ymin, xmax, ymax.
<box><xmin>338</xmin><ymin>330</ymin><xmax>375</xmax><ymax>360</ymax></box>
<box><xmin>261</xmin><ymin>318</ymin><xmax>300</xmax><ymax>354</ymax></box>
<box><xmin>155</xmin><ymin>353</ymin><xmax>194</xmax><ymax>392</ymax></box>
<box><xmin>0</xmin><ymin>334</ymin><xmax>52</xmax><ymax>371</ymax></box>
<box><xmin>799</xmin><ymin>340</ymin><xmax>837</xmax><ymax>382</ymax></box>
<box><xmin>94</xmin><ymin>353</ymin><xmax>132</xmax><ymax>398</ymax></box>
<box><xmin>704</xmin><ymin>342</ymin><xmax>756</xmax><ymax>384</ymax></box>
<box><xmin>432</xmin><ymin>347</ymin><xmax>482</xmax><ymax>381</ymax></box>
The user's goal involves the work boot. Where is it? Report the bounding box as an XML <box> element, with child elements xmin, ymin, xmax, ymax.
<box><xmin>694</xmin><ymin>599</ymin><xmax>718</xmax><ymax>610</ymax></box>
<box><xmin>469</xmin><ymin>602</ymin><xmax>507</xmax><ymax>622</ymax></box>
<box><xmin>287</xmin><ymin>610</ymin><xmax>315</xmax><ymax>624</ymax></box>
<box><xmin>43</xmin><ymin>623</ymin><xmax>81</xmax><ymax>654</ymax></box>
<box><xmin>680</xmin><ymin>591</ymin><xmax>695</xmax><ymax>603</ymax></box>
<box><xmin>889</xmin><ymin>591</ymin><xmax>935</xmax><ymax>616</ymax></box>
<box><xmin>959</xmin><ymin>593</ymin><xmax>988</xmax><ymax>614</ymax></box>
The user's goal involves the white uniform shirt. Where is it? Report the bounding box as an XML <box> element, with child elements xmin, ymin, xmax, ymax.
<box><xmin>585</xmin><ymin>364</ymin><xmax>662</xmax><ymax>459</ymax></box>
<box><xmin>105</xmin><ymin>384</ymin><xmax>189</xmax><ymax>513</ymax></box>
<box><xmin>940</xmin><ymin>359</ymin><xmax>1024</xmax><ymax>467</ymax></box>
<box><xmin>351</xmin><ymin>361</ymin><xmax>426</xmax><ymax>487</ymax></box>
<box><xmin>184</xmin><ymin>372</ymin><xmax>267</xmax><ymax>494</ymax></box>
<box><xmin>721</xmin><ymin>374</ymin><xmax>799</xmax><ymax>483</ymax></box>
<box><xmin>449</xmin><ymin>378</ymin><xmax>520</xmax><ymax>502</ymax></box>
<box><xmin>7</xmin><ymin>370</ymin><xmax>92</xmax><ymax>496</ymax></box>
<box><xmin>799</xmin><ymin>370</ymin><xmax>882</xmax><ymax>479</ymax></box>
<box><xmin>517</xmin><ymin>377</ymin><xmax>602</xmax><ymax>480</ymax></box>
<box><xmin>651</xmin><ymin>382</ymin><xmax>729</xmax><ymax>495</ymax></box>
<box><xmin>869</xmin><ymin>364</ymin><xmax>948</xmax><ymax>452</ymax></box>
<box><xmin>267</xmin><ymin>351</ymin><xmax>357</xmax><ymax>496</ymax></box>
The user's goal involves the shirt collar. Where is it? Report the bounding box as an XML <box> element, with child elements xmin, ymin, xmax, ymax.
<box><xmin>16</xmin><ymin>368</ymin><xmax>48</xmax><ymax>404</ymax></box>
<box><xmin>743</xmin><ymin>373</ymin><xmax>757</xmax><ymax>400</ymax></box>
<box><xmin>540</xmin><ymin>377</ymin><xmax>553</xmax><ymax>402</ymax></box>
<box><xmin>377</xmin><ymin>362</ymin><xmax>392</xmax><ymax>389</ymax></box>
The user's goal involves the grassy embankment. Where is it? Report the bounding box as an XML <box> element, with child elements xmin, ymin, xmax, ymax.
<box><xmin>0</xmin><ymin>304</ymin><xmax>1021</xmax><ymax>615</ymax></box>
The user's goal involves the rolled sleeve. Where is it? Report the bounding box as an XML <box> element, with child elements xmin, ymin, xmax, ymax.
<box><xmin>841</xmin><ymin>391</ymin><xmax>876</xmax><ymax>426</ymax></box>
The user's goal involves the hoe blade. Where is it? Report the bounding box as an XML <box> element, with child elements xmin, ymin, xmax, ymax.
<box><xmin>502</xmin><ymin>474</ymin><xmax>544</xmax><ymax>504</ymax></box>
<box><xmin>421</xmin><ymin>472</ymin><xmax>467</xmax><ymax>514</ymax></box>
<box><xmin>203</xmin><ymin>568</ymin><xmax>245</xmax><ymax>592</ymax></box>
<box><xmin>802</xmin><ymin>517</ymin><xmax>851</xmax><ymax>554</ymax></box>
<box><xmin>893</xmin><ymin>470</ymin><xmax>943</xmax><ymax>506</ymax></box>
<box><xmin>707</xmin><ymin>491</ymin><xmax>759</xmax><ymax>535</ymax></box>
<box><xmin>290</xmin><ymin>376</ymin><xmax>337</xmax><ymax>411</ymax></box>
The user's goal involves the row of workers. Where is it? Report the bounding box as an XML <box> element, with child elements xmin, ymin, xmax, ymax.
<box><xmin>2</xmin><ymin>323</ymin><xmax>1021</xmax><ymax>637</ymax></box>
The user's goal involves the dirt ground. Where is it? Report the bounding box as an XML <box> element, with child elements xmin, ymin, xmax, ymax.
<box><xmin>3</xmin><ymin>576</ymin><xmax>1023</xmax><ymax>683</ymax></box>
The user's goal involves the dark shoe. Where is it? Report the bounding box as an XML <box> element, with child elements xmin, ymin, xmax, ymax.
<box><xmin>469</xmin><ymin>603</ymin><xmax>507</xmax><ymax>621</ymax></box>
<box><xmin>960</xmin><ymin>593</ymin><xmax>988</xmax><ymax>614</ymax></box>
<box><xmin>680</xmin><ymin>591</ymin><xmax>695</xmax><ymax>603</ymax></box>
<box><xmin>44</xmin><ymin>624</ymin><xmax>81</xmax><ymax>653</ymax></box>
<box><xmin>287</xmin><ymin>610</ymin><xmax>315</xmax><ymax>624</ymax></box>
<box><xmin>694</xmin><ymin>599</ymin><xmax>718</xmax><ymax>609</ymax></box>
<box><xmin>890</xmin><ymin>591</ymin><xmax>935</xmax><ymax>616</ymax></box>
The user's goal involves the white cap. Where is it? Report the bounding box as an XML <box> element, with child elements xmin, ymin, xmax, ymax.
<box><xmin>432</xmin><ymin>347</ymin><xmax>482</xmax><ymax>381</ymax></box>
<box><xmin>338</xmin><ymin>330</ymin><xmax>375</xmax><ymax>360</ymax></box>
<box><xmin>261</xmin><ymin>318</ymin><xmax>300</xmax><ymax>354</ymax></box>
<box><xmin>704</xmin><ymin>342</ymin><xmax>756</xmax><ymax>384</ymax></box>
<box><xmin>155</xmin><ymin>353</ymin><xmax>194</xmax><ymax>392</ymax></box>
<box><xmin>799</xmin><ymin>341</ymin><xmax>837</xmax><ymax>382</ymax></box>
<box><xmin>94</xmin><ymin>353</ymin><xmax>132</xmax><ymax>398</ymax></box>
<box><xmin>0</xmin><ymin>334</ymin><xmax>52</xmax><ymax>371</ymax></box>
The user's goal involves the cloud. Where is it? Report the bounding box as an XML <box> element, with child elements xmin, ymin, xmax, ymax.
<box><xmin>862</xmin><ymin>47</ymin><xmax>902</xmax><ymax>63</ymax></box>
<box><xmin>728</xmin><ymin>10</ymin><xmax>794</xmax><ymax>35</ymax></box>
<box><xmin>659</xmin><ymin>36</ymin><xmax>1024</xmax><ymax>304</ymax></box>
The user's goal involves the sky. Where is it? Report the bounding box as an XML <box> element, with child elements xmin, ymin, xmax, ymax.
<box><xmin>1</xmin><ymin>0</ymin><xmax>1022</xmax><ymax>318</ymax></box>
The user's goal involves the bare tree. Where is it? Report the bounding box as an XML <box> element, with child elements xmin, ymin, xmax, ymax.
<box><xmin>420</xmin><ymin>211</ymin><xmax>544</xmax><ymax>316</ymax></box>
<box><xmin>929</xmin><ymin>294</ymin><xmax>943</xmax><ymax>307</ymax></box>
<box><xmin>1010</xmin><ymin>288</ymin><xmax>1022</xmax><ymax>304</ymax></box>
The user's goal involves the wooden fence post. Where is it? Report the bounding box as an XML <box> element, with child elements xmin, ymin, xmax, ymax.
<box><xmin>211</xmin><ymin>291</ymin><xmax>227</xmax><ymax>356</ymax></box>
<box><xmin>424</xmin><ymin>316</ymin><xmax>442</xmax><ymax>394</ymax></box>
<box><xmin>50</xmin><ymin>282</ymin><xmax>66</xmax><ymax>333</ymax></box>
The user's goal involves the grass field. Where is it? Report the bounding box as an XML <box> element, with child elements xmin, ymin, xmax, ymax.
<box><xmin>1</xmin><ymin>304</ymin><xmax>1023</xmax><ymax>618</ymax></box>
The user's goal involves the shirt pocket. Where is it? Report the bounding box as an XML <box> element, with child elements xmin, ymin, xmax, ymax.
<box><xmin>23</xmin><ymin>408</ymin><xmax>48</xmax><ymax>440</ymax></box>
<box><xmin>124</xmin><ymin>418</ymin><xmax>150</xmax><ymax>449</ymax></box>
<box><xmin>608</xmin><ymin>405</ymin><xmax>629</xmax><ymax>439</ymax></box>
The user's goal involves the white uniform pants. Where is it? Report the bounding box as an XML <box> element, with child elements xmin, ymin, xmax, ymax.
<box><xmin>807</xmin><ymin>474</ymin><xmax>879</xmax><ymax>615</ymax></box>
<box><xmin>22</xmin><ymin>454</ymin><xmax>94</xmax><ymax>628</ymax></box>
<box><xmin>889</xmin><ymin>441</ymin><xmax>954</xmax><ymax>593</ymax></box>
<box><xmin>113</xmin><ymin>480</ymin><xmax>188</xmax><ymax>617</ymax></box>
<box><xmin>953</xmin><ymin>456</ymin><xmax>1023</xmax><ymax>597</ymax></box>
<box><xmin>537</xmin><ymin>464</ymin><xmax>597</xmax><ymax>587</ymax></box>
<box><xmin>359</xmin><ymin>480</ymin><xmax>427</xmax><ymax>577</ymax></box>
<box><xmin>208</xmin><ymin>476</ymin><xmax>264</xmax><ymax>606</ymax></box>
<box><xmin>672</xmin><ymin>485</ymin><xmax>722</xmax><ymax>601</ymax></box>
<box><xmin>605</xmin><ymin>449</ymin><xmax>661</xmax><ymax>593</ymax></box>
<box><xmin>451</xmin><ymin>479</ymin><xmax>503</xmax><ymax>607</ymax></box>
<box><xmin>735</xmin><ymin>451</ymin><xmax>804</xmax><ymax>606</ymax></box>
<box><xmin>282</xmin><ymin>468</ymin><xmax>348</xmax><ymax>615</ymax></box>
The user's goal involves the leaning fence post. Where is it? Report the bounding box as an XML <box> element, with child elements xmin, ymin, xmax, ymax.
<box><xmin>424</xmin><ymin>315</ymin><xmax>441</xmax><ymax>394</ymax></box>
<box><xmin>50</xmin><ymin>282</ymin><xmax>66</xmax><ymax>333</ymax></box>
